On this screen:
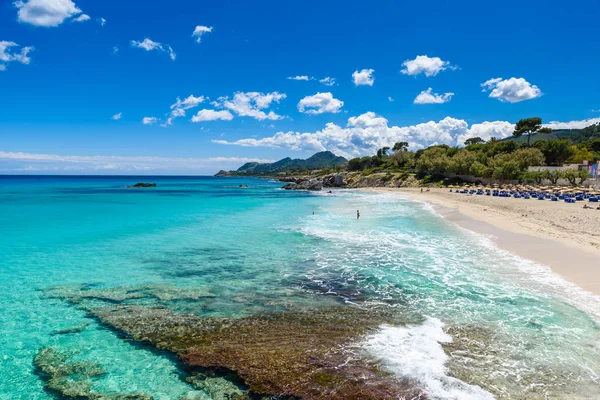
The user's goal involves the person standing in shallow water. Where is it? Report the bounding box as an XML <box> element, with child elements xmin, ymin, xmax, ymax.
<box><xmin>357</xmin><ymin>210</ymin><xmax>360</xmax><ymax>219</ymax></box>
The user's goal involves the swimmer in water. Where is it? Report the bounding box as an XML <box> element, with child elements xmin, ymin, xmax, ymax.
<box><xmin>357</xmin><ymin>210</ymin><xmax>360</xmax><ymax>219</ymax></box>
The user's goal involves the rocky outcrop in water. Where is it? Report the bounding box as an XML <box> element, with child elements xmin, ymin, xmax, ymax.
<box><xmin>282</xmin><ymin>178</ymin><xmax>323</xmax><ymax>191</ymax></box>
<box><xmin>322</xmin><ymin>173</ymin><xmax>346</xmax><ymax>187</ymax></box>
<box><xmin>278</xmin><ymin>176</ymin><xmax>298</xmax><ymax>183</ymax></box>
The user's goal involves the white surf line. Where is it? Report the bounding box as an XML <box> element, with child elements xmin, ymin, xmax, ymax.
<box><xmin>364</xmin><ymin>318</ymin><xmax>495</xmax><ymax>400</ymax></box>
<box><xmin>382</xmin><ymin>189</ymin><xmax>600</xmax><ymax>321</ymax></box>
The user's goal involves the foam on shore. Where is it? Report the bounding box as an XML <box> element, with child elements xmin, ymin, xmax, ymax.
<box><xmin>364</xmin><ymin>318</ymin><xmax>494</xmax><ymax>400</ymax></box>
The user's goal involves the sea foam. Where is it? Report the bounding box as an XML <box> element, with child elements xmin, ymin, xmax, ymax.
<box><xmin>364</xmin><ymin>318</ymin><xmax>495</xmax><ymax>400</ymax></box>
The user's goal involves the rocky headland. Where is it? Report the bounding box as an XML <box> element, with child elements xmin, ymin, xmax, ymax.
<box><xmin>280</xmin><ymin>172</ymin><xmax>420</xmax><ymax>191</ymax></box>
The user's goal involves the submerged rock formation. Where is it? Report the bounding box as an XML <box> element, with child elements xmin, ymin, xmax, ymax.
<box><xmin>186</xmin><ymin>374</ymin><xmax>249</xmax><ymax>399</ymax></box>
<box><xmin>41</xmin><ymin>284</ymin><xmax>215</xmax><ymax>305</ymax></box>
<box><xmin>51</xmin><ymin>322</ymin><xmax>91</xmax><ymax>336</ymax></box>
<box><xmin>34</xmin><ymin>347</ymin><xmax>153</xmax><ymax>399</ymax></box>
<box><xmin>40</xmin><ymin>283</ymin><xmax>428</xmax><ymax>398</ymax></box>
<box><xmin>87</xmin><ymin>305</ymin><xmax>423</xmax><ymax>399</ymax></box>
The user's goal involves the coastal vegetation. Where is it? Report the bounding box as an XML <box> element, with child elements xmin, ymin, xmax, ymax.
<box><xmin>508</xmin><ymin>121</ymin><xmax>600</xmax><ymax>146</ymax></box>
<box><xmin>343</xmin><ymin>119</ymin><xmax>599</xmax><ymax>186</ymax></box>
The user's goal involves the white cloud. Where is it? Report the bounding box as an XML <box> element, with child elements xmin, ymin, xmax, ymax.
<box><xmin>98</xmin><ymin>17</ymin><xmax>106</xmax><ymax>26</ymax></box>
<box><xmin>455</xmin><ymin>121</ymin><xmax>514</xmax><ymax>146</ymax></box>
<box><xmin>413</xmin><ymin>88</ymin><xmax>454</xmax><ymax>104</ymax></box>
<box><xmin>131</xmin><ymin>38</ymin><xmax>160</xmax><ymax>51</ymax></box>
<box><xmin>192</xmin><ymin>25</ymin><xmax>213</xmax><ymax>43</ymax></box>
<box><xmin>401</xmin><ymin>55</ymin><xmax>453</xmax><ymax>77</ymax></box>
<box><xmin>170</xmin><ymin>95</ymin><xmax>206</xmax><ymax>111</ymax></box>
<box><xmin>131</xmin><ymin>38</ymin><xmax>176</xmax><ymax>61</ymax></box>
<box><xmin>160</xmin><ymin>118</ymin><xmax>174</xmax><ymax>128</ymax></box>
<box><xmin>352</xmin><ymin>69</ymin><xmax>375</xmax><ymax>86</ymax></box>
<box><xmin>14</xmin><ymin>0</ymin><xmax>85</xmax><ymax>27</ymax></box>
<box><xmin>170</xmin><ymin>108</ymin><xmax>186</xmax><ymax>118</ymax></box>
<box><xmin>388</xmin><ymin>97</ymin><xmax>394</xmax><ymax>102</ymax></box>
<box><xmin>545</xmin><ymin>117</ymin><xmax>600</xmax><ymax>130</ymax></box>
<box><xmin>142</xmin><ymin>117</ymin><xmax>157</xmax><ymax>125</ymax></box>
<box><xmin>0</xmin><ymin>41</ymin><xmax>33</xmax><ymax>70</ymax></box>
<box><xmin>297</xmin><ymin>92</ymin><xmax>344</xmax><ymax>115</ymax></box>
<box><xmin>319</xmin><ymin>77</ymin><xmax>336</xmax><ymax>86</ymax></box>
<box><xmin>213</xmin><ymin>112</ymin><xmax>522</xmax><ymax>158</ymax></box>
<box><xmin>481</xmin><ymin>77</ymin><xmax>542</xmax><ymax>103</ymax></box>
<box><xmin>191</xmin><ymin>109</ymin><xmax>234</xmax><ymax>122</ymax></box>
<box><xmin>73</xmin><ymin>13</ymin><xmax>89</xmax><ymax>22</ymax></box>
<box><xmin>164</xmin><ymin>95</ymin><xmax>207</xmax><ymax>125</ymax></box>
<box><xmin>287</xmin><ymin>75</ymin><xmax>313</xmax><ymax>81</ymax></box>
<box><xmin>214</xmin><ymin>91</ymin><xmax>287</xmax><ymax>121</ymax></box>
<box><xmin>0</xmin><ymin>151</ymin><xmax>275</xmax><ymax>174</ymax></box>
<box><xmin>111</xmin><ymin>112</ymin><xmax>122</xmax><ymax>120</ymax></box>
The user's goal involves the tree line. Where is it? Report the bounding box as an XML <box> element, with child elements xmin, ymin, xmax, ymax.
<box><xmin>346</xmin><ymin>118</ymin><xmax>600</xmax><ymax>184</ymax></box>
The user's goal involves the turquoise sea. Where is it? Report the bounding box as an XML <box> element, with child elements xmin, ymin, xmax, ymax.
<box><xmin>1</xmin><ymin>176</ymin><xmax>600</xmax><ymax>399</ymax></box>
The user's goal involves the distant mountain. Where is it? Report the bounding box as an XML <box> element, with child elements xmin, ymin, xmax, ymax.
<box><xmin>216</xmin><ymin>151</ymin><xmax>347</xmax><ymax>176</ymax></box>
<box><xmin>503</xmin><ymin>123</ymin><xmax>600</xmax><ymax>145</ymax></box>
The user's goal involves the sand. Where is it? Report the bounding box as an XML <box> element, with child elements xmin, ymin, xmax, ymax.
<box><xmin>371</xmin><ymin>188</ymin><xmax>600</xmax><ymax>296</ymax></box>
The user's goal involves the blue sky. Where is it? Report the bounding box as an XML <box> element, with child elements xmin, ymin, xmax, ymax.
<box><xmin>2</xmin><ymin>0</ymin><xmax>600</xmax><ymax>174</ymax></box>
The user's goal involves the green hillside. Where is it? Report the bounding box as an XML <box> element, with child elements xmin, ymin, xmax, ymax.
<box><xmin>504</xmin><ymin>123</ymin><xmax>600</xmax><ymax>145</ymax></box>
<box><xmin>219</xmin><ymin>151</ymin><xmax>348</xmax><ymax>176</ymax></box>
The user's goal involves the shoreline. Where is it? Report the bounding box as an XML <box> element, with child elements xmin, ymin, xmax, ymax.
<box><xmin>368</xmin><ymin>187</ymin><xmax>600</xmax><ymax>296</ymax></box>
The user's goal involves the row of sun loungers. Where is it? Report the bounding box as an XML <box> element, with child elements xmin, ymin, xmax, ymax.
<box><xmin>449</xmin><ymin>188</ymin><xmax>600</xmax><ymax>203</ymax></box>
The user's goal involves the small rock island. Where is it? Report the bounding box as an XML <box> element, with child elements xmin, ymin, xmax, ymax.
<box><xmin>127</xmin><ymin>183</ymin><xmax>157</xmax><ymax>188</ymax></box>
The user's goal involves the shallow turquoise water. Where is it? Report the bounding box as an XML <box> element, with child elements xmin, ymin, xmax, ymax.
<box><xmin>1</xmin><ymin>176</ymin><xmax>599</xmax><ymax>399</ymax></box>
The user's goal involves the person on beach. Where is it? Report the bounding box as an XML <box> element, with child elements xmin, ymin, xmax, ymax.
<box><xmin>357</xmin><ymin>210</ymin><xmax>360</xmax><ymax>219</ymax></box>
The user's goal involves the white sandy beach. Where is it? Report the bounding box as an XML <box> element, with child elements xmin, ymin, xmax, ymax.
<box><xmin>372</xmin><ymin>187</ymin><xmax>600</xmax><ymax>295</ymax></box>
